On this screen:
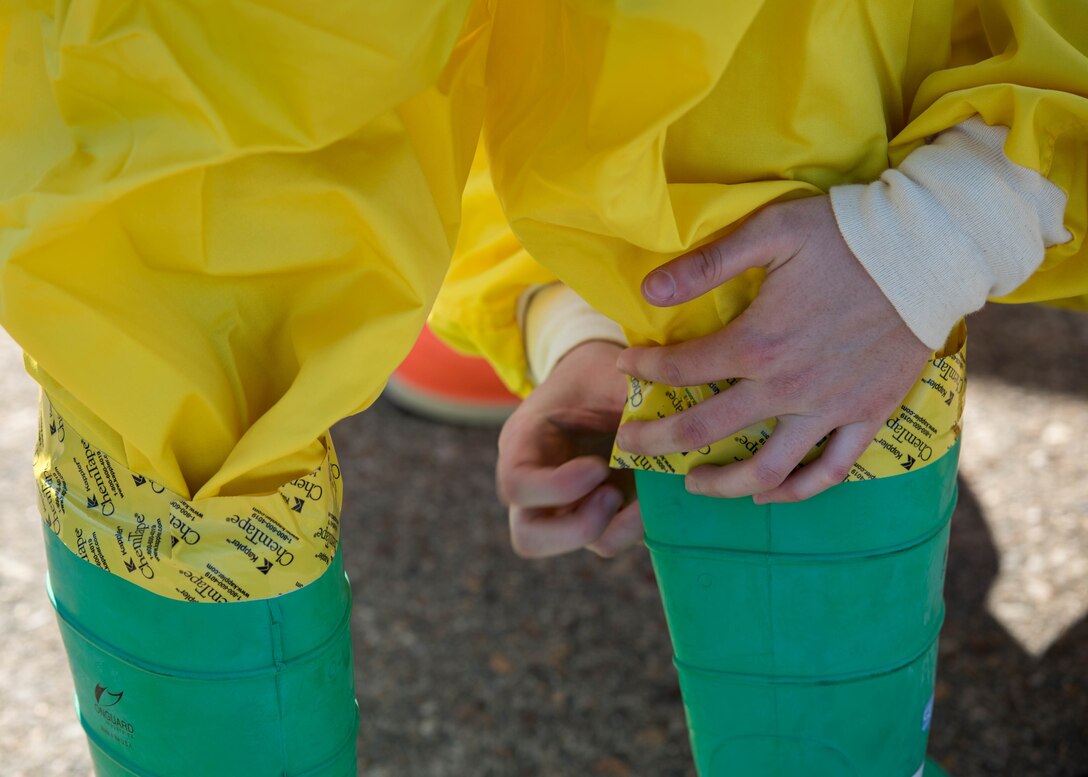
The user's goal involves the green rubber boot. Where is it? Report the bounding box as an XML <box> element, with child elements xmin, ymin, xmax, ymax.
<box><xmin>635</xmin><ymin>445</ymin><xmax>959</xmax><ymax>777</ymax></box>
<box><xmin>43</xmin><ymin>526</ymin><xmax>359</xmax><ymax>776</ymax></box>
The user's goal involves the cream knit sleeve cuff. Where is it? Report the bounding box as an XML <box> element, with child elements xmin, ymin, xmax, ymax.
<box><xmin>519</xmin><ymin>283</ymin><xmax>627</xmax><ymax>385</ymax></box>
<box><xmin>829</xmin><ymin>117</ymin><xmax>1072</xmax><ymax>350</ymax></box>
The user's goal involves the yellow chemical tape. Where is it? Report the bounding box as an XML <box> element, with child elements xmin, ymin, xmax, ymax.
<box><xmin>611</xmin><ymin>324</ymin><xmax>966</xmax><ymax>481</ymax></box>
<box><xmin>34</xmin><ymin>397</ymin><xmax>343</xmax><ymax>603</ymax></box>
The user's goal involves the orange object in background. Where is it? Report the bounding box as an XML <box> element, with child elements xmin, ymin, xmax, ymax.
<box><xmin>385</xmin><ymin>325</ymin><xmax>521</xmax><ymax>427</ymax></box>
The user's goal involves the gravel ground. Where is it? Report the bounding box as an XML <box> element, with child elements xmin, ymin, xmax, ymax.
<box><xmin>0</xmin><ymin>302</ymin><xmax>1085</xmax><ymax>777</ymax></box>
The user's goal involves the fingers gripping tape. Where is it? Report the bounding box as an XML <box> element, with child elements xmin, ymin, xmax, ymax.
<box><xmin>34</xmin><ymin>397</ymin><xmax>343</xmax><ymax>602</ymax></box>
<box><xmin>612</xmin><ymin>323</ymin><xmax>966</xmax><ymax>481</ymax></box>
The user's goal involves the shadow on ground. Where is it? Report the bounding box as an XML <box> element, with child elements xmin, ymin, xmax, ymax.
<box><xmin>936</xmin><ymin>480</ymin><xmax>1087</xmax><ymax>776</ymax></box>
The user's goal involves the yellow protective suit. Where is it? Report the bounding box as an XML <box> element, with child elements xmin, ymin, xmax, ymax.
<box><xmin>1</xmin><ymin>0</ymin><xmax>487</xmax><ymax>504</ymax></box>
<box><xmin>434</xmin><ymin>0</ymin><xmax>1088</xmax><ymax>395</ymax></box>
<box><xmin>4</xmin><ymin>0</ymin><xmax>1087</xmax><ymax>594</ymax></box>
<box><xmin>2</xmin><ymin>0</ymin><xmax>495</xmax><ymax>600</ymax></box>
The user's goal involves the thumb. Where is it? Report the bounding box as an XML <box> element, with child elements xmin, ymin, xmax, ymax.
<box><xmin>641</xmin><ymin>208</ymin><xmax>789</xmax><ymax>307</ymax></box>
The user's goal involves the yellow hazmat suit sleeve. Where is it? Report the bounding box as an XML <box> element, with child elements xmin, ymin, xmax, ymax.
<box><xmin>0</xmin><ymin>0</ymin><xmax>488</xmax><ymax>500</ymax></box>
<box><xmin>456</xmin><ymin>0</ymin><xmax>1088</xmax><ymax>361</ymax></box>
<box><xmin>429</xmin><ymin>151</ymin><xmax>559</xmax><ymax>398</ymax></box>
<box><xmin>896</xmin><ymin>0</ymin><xmax>1088</xmax><ymax>308</ymax></box>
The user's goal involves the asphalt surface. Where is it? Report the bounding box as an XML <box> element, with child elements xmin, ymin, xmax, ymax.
<box><xmin>0</xmin><ymin>302</ymin><xmax>1085</xmax><ymax>776</ymax></box>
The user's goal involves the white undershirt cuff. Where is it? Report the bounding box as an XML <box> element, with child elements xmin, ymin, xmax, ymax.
<box><xmin>520</xmin><ymin>284</ymin><xmax>627</xmax><ymax>385</ymax></box>
<box><xmin>830</xmin><ymin>116</ymin><xmax>1071</xmax><ymax>349</ymax></box>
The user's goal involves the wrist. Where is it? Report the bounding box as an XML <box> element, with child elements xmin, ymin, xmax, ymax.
<box><xmin>552</xmin><ymin>340</ymin><xmax>625</xmax><ymax>376</ymax></box>
<box><xmin>521</xmin><ymin>284</ymin><xmax>627</xmax><ymax>385</ymax></box>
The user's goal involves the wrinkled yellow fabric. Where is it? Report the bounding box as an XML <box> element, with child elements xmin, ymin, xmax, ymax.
<box><xmin>435</xmin><ymin>0</ymin><xmax>1088</xmax><ymax>384</ymax></box>
<box><xmin>1</xmin><ymin>0</ymin><xmax>488</xmax><ymax>498</ymax></box>
<box><xmin>5</xmin><ymin>0</ymin><xmax>1087</xmax><ymax>506</ymax></box>
<box><xmin>429</xmin><ymin>151</ymin><xmax>558</xmax><ymax>399</ymax></box>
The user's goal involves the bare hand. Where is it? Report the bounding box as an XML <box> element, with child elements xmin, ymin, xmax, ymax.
<box><xmin>497</xmin><ymin>341</ymin><xmax>641</xmax><ymax>557</ymax></box>
<box><xmin>616</xmin><ymin>196</ymin><xmax>932</xmax><ymax>503</ymax></box>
